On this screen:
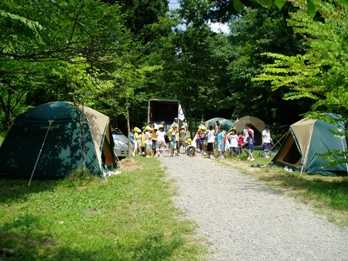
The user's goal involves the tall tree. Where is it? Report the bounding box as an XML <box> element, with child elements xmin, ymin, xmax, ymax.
<box><xmin>226</xmin><ymin>6</ymin><xmax>310</xmax><ymax>125</ymax></box>
<box><xmin>255</xmin><ymin>0</ymin><xmax>348</xmax><ymax>117</ymax></box>
<box><xmin>0</xmin><ymin>0</ymin><xmax>132</xmax><ymax>128</ymax></box>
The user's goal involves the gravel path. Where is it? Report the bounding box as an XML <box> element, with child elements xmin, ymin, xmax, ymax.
<box><xmin>160</xmin><ymin>155</ymin><xmax>348</xmax><ymax>261</ymax></box>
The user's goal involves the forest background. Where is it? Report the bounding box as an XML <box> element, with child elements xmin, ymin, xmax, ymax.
<box><xmin>1</xmin><ymin>0</ymin><xmax>347</xmax><ymax>135</ymax></box>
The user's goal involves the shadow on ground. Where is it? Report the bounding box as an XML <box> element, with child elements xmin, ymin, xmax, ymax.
<box><xmin>0</xmin><ymin>214</ymin><xmax>183</xmax><ymax>261</ymax></box>
<box><xmin>0</xmin><ymin>179</ymin><xmax>59</xmax><ymax>204</ymax></box>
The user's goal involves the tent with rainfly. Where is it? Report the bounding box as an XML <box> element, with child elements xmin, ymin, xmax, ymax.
<box><xmin>0</xmin><ymin>101</ymin><xmax>117</xmax><ymax>179</ymax></box>
<box><xmin>272</xmin><ymin>117</ymin><xmax>348</xmax><ymax>175</ymax></box>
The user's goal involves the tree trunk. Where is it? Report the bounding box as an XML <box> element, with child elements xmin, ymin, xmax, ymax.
<box><xmin>0</xmin><ymin>96</ymin><xmax>13</xmax><ymax>129</ymax></box>
<box><xmin>126</xmin><ymin>105</ymin><xmax>132</xmax><ymax>157</ymax></box>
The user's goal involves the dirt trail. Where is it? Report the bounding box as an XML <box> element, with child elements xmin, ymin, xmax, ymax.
<box><xmin>160</xmin><ymin>155</ymin><xmax>348</xmax><ymax>261</ymax></box>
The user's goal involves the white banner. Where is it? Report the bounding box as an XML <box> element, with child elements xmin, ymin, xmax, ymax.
<box><xmin>178</xmin><ymin>104</ymin><xmax>185</xmax><ymax>121</ymax></box>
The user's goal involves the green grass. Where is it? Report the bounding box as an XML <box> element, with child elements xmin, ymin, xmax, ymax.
<box><xmin>224</xmin><ymin>151</ymin><xmax>348</xmax><ymax>226</ymax></box>
<box><xmin>0</xmin><ymin>158</ymin><xmax>204</xmax><ymax>260</ymax></box>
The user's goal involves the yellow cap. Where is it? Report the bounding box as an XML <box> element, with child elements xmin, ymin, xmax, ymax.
<box><xmin>133</xmin><ymin>127</ymin><xmax>141</xmax><ymax>133</ymax></box>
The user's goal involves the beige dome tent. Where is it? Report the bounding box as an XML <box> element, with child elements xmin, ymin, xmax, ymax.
<box><xmin>232</xmin><ymin>116</ymin><xmax>266</xmax><ymax>145</ymax></box>
<box><xmin>273</xmin><ymin>118</ymin><xmax>348</xmax><ymax>175</ymax></box>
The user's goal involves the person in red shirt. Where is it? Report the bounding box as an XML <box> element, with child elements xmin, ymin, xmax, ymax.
<box><xmin>238</xmin><ymin>131</ymin><xmax>245</xmax><ymax>155</ymax></box>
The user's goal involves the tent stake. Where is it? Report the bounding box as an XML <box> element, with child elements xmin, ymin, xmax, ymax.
<box><xmin>28</xmin><ymin>120</ymin><xmax>53</xmax><ymax>186</ymax></box>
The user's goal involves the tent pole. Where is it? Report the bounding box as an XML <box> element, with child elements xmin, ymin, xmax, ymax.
<box><xmin>264</xmin><ymin>130</ymin><xmax>289</xmax><ymax>166</ymax></box>
<box><xmin>270</xmin><ymin>130</ymin><xmax>289</xmax><ymax>151</ymax></box>
<box><xmin>28</xmin><ymin>120</ymin><xmax>53</xmax><ymax>186</ymax></box>
<box><xmin>340</xmin><ymin>139</ymin><xmax>348</xmax><ymax>175</ymax></box>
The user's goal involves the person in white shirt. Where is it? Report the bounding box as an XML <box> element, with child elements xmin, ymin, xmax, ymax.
<box><xmin>156</xmin><ymin>126</ymin><xmax>167</xmax><ymax>156</ymax></box>
<box><xmin>206</xmin><ymin>125</ymin><xmax>215</xmax><ymax>159</ymax></box>
<box><xmin>228</xmin><ymin>129</ymin><xmax>240</xmax><ymax>156</ymax></box>
<box><xmin>262</xmin><ymin>125</ymin><xmax>272</xmax><ymax>158</ymax></box>
<box><xmin>243</xmin><ymin>127</ymin><xmax>249</xmax><ymax>144</ymax></box>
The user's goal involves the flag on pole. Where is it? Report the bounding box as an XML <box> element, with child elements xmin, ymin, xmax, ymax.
<box><xmin>178</xmin><ymin>104</ymin><xmax>185</xmax><ymax>121</ymax></box>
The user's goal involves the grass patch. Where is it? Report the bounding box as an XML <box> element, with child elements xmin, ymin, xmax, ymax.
<box><xmin>223</xmin><ymin>151</ymin><xmax>348</xmax><ymax>226</ymax></box>
<box><xmin>0</xmin><ymin>157</ymin><xmax>204</xmax><ymax>260</ymax></box>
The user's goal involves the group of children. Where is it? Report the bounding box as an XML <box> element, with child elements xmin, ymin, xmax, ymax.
<box><xmin>192</xmin><ymin>121</ymin><xmax>272</xmax><ymax>160</ymax></box>
<box><xmin>129</xmin><ymin>119</ymin><xmax>272</xmax><ymax>160</ymax></box>
<box><xmin>130</xmin><ymin>119</ymin><xmax>189</xmax><ymax>157</ymax></box>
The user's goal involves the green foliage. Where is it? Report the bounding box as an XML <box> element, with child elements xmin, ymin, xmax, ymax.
<box><xmin>0</xmin><ymin>0</ymin><xmax>135</xmax><ymax>129</ymax></box>
<box><xmin>0</xmin><ymin>0</ymin><xmax>171</xmax><ymax>129</ymax></box>
<box><xmin>255</xmin><ymin>0</ymin><xmax>348</xmax><ymax>116</ymax></box>
<box><xmin>207</xmin><ymin>0</ymin><xmax>348</xmax><ymax>21</ymax></box>
<box><xmin>254</xmin><ymin>0</ymin><xmax>348</xmax><ymax>168</ymax></box>
<box><xmin>0</xmin><ymin>0</ymin><xmax>346</xmax><ymax>134</ymax></box>
<box><xmin>224</xmin><ymin>6</ymin><xmax>308</xmax><ymax>124</ymax></box>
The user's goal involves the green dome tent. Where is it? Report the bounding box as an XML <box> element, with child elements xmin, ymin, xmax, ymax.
<box><xmin>273</xmin><ymin>117</ymin><xmax>348</xmax><ymax>175</ymax></box>
<box><xmin>0</xmin><ymin>101</ymin><xmax>116</xmax><ymax>179</ymax></box>
<box><xmin>205</xmin><ymin>117</ymin><xmax>234</xmax><ymax>131</ymax></box>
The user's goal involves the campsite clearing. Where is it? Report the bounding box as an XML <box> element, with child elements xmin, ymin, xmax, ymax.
<box><xmin>0</xmin><ymin>157</ymin><xmax>203</xmax><ymax>261</ymax></box>
<box><xmin>161</xmin><ymin>155</ymin><xmax>348</xmax><ymax>260</ymax></box>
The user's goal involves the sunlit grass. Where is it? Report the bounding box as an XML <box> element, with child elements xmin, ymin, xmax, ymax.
<box><xmin>0</xmin><ymin>157</ymin><xmax>204</xmax><ymax>260</ymax></box>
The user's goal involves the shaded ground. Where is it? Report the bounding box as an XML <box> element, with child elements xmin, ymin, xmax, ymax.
<box><xmin>160</xmin><ymin>155</ymin><xmax>348</xmax><ymax>261</ymax></box>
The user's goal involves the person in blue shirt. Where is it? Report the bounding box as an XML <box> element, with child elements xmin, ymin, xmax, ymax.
<box><xmin>216</xmin><ymin>129</ymin><xmax>226</xmax><ymax>159</ymax></box>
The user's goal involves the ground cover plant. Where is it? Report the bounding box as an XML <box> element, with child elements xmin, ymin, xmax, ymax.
<box><xmin>0</xmin><ymin>157</ymin><xmax>203</xmax><ymax>261</ymax></box>
<box><xmin>224</xmin><ymin>151</ymin><xmax>348</xmax><ymax>226</ymax></box>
